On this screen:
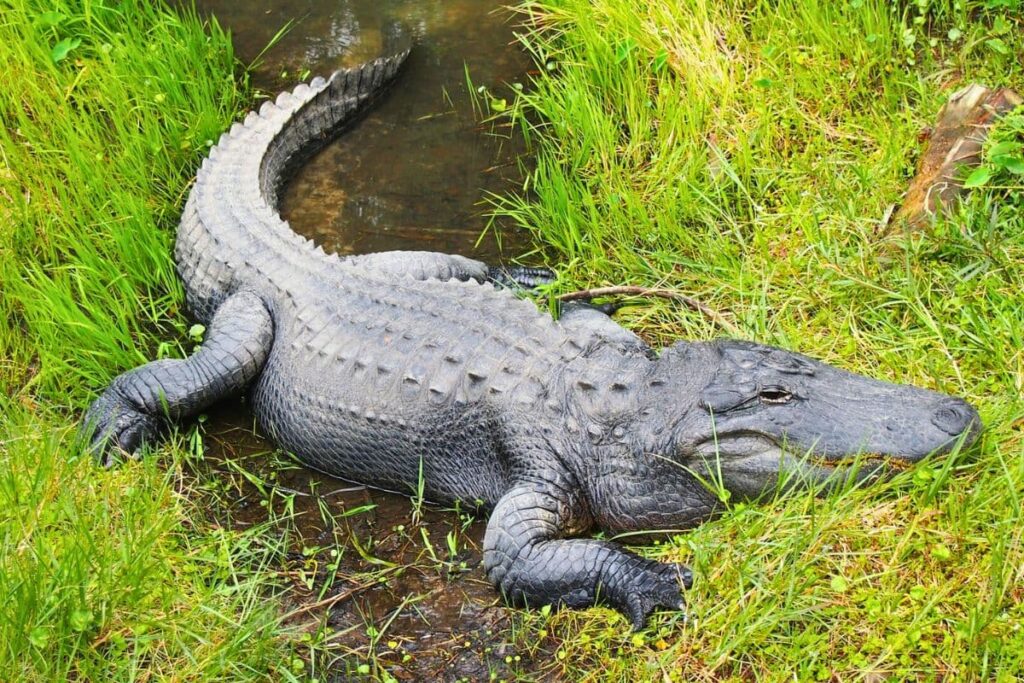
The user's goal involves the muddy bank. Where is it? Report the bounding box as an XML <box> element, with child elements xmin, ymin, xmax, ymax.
<box><xmin>199</xmin><ymin>404</ymin><xmax>555</xmax><ymax>681</ymax></box>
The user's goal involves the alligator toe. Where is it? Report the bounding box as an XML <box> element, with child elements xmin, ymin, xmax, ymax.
<box><xmin>81</xmin><ymin>391</ymin><xmax>159</xmax><ymax>465</ymax></box>
<box><xmin>614</xmin><ymin>558</ymin><xmax>691</xmax><ymax>630</ymax></box>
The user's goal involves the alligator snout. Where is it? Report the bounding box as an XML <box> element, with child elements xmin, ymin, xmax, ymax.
<box><xmin>673</xmin><ymin>340</ymin><xmax>985</xmax><ymax>468</ymax></box>
<box><xmin>931</xmin><ymin>398</ymin><xmax>981</xmax><ymax>438</ymax></box>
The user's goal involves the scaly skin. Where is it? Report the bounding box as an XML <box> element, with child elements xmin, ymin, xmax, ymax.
<box><xmin>82</xmin><ymin>44</ymin><xmax>982</xmax><ymax>629</ymax></box>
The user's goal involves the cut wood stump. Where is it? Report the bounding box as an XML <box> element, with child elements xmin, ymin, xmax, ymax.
<box><xmin>892</xmin><ymin>83</ymin><xmax>1021</xmax><ymax>231</ymax></box>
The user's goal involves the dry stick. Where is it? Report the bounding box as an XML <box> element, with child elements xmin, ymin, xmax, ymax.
<box><xmin>556</xmin><ymin>285</ymin><xmax>742</xmax><ymax>336</ymax></box>
<box><xmin>281</xmin><ymin>582</ymin><xmax>369</xmax><ymax>621</ymax></box>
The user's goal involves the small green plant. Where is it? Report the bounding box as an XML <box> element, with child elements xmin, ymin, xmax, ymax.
<box><xmin>964</xmin><ymin>107</ymin><xmax>1024</xmax><ymax>192</ymax></box>
<box><xmin>410</xmin><ymin>454</ymin><xmax>426</xmax><ymax>525</ymax></box>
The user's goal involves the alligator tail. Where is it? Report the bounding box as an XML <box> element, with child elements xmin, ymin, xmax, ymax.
<box><xmin>260</xmin><ymin>42</ymin><xmax>413</xmax><ymax>209</ymax></box>
<box><xmin>177</xmin><ymin>34</ymin><xmax>412</xmax><ymax>322</ymax></box>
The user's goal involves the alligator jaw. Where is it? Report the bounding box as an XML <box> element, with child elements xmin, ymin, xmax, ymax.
<box><xmin>684</xmin><ymin>433</ymin><xmax>966</xmax><ymax>500</ymax></box>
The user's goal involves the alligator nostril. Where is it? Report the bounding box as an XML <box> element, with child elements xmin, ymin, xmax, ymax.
<box><xmin>931</xmin><ymin>399</ymin><xmax>980</xmax><ymax>437</ymax></box>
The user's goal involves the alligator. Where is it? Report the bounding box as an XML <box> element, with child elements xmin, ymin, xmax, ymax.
<box><xmin>82</xmin><ymin>45</ymin><xmax>982</xmax><ymax>629</ymax></box>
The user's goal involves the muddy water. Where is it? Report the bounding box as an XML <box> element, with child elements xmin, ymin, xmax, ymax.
<box><xmin>187</xmin><ymin>0</ymin><xmax>551</xmax><ymax>679</ymax></box>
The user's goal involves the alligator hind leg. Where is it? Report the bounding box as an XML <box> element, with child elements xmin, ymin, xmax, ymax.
<box><xmin>347</xmin><ymin>251</ymin><xmax>555</xmax><ymax>289</ymax></box>
<box><xmin>82</xmin><ymin>290</ymin><xmax>273</xmax><ymax>465</ymax></box>
<box><xmin>483</xmin><ymin>481</ymin><xmax>692</xmax><ymax>630</ymax></box>
<box><xmin>485</xmin><ymin>265</ymin><xmax>556</xmax><ymax>290</ymax></box>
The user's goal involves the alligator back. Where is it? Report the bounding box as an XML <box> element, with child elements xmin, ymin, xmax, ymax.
<box><xmin>172</xmin><ymin>44</ymin><xmax>608</xmax><ymax>505</ymax></box>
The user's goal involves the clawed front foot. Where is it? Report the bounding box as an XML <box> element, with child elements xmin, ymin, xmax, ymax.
<box><xmin>80</xmin><ymin>389</ymin><xmax>159</xmax><ymax>466</ymax></box>
<box><xmin>608</xmin><ymin>557</ymin><xmax>693</xmax><ymax>630</ymax></box>
<box><xmin>484</xmin><ymin>483</ymin><xmax>693</xmax><ymax>630</ymax></box>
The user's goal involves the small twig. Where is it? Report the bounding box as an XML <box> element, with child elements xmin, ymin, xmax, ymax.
<box><xmin>556</xmin><ymin>286</ymin><xmax>741</xmax><ymax>336</ymax></box>
<box><xmin>321</xmin><ymin>485</ymin><xmax>369</xmax><ymax>498</ymax></box>
<box><xmin>272</xmin><ymin>484</ymin><xmax>311</xmax><ymax>497</ymax></box>
<box><xmin>280</xmin><ymin>583</ymin><xmax>368</xmax><ymax>621</ymax></box>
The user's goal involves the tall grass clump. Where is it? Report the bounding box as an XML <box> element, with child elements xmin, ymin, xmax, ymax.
<box><xmin>0</xmin><ymin>1</ymin><xmax>298</xmax><ymax>679</ymax></box>
<box><xmin>496</xmin><ymin>0</ymin><xmax>1024</xmax><ymax>679</ymax></box>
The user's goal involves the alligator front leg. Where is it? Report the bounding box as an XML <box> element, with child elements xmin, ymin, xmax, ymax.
<box><xmin>483</xmin><ymin>481</ymin><xmax>692</xmax><ymax>630</ymax></box>
<box><xmin>81</xmin><ymin>290</ymin><xmax>273</xmax><ymax>464</ymax></box>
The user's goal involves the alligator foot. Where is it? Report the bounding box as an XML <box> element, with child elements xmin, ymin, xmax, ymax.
<box><xmin>559</xmin><ymin>299</ymin><xmax>631</xmax><ymax>317</ymax></box>
<box><xmin>486</xmin><ymin>265</ymin><xmax>557</xmax><ymax>290</ymax></box>
<box><xmin>483</xmin><ymin>482</ymin><xmax>691</xmax><ymax>630</ymax></box>
<box><xmin>80</xmin><ymin>290</ymin><xmax>273</xmax><ymax>465</ymax></box>
<box><xmin>81</xmin><ymin>390</ymin><xmax>160</xmax><ymax>466</ymax></box>
<box><xmin>609</xmin><ymin>558</ymin><xmax>693</xmax><ymax>630</ymax></box>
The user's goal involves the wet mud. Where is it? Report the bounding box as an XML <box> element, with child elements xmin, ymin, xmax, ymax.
<box><xmin>201</xmin><ymin>405</ymin><xmax>553</xmax><ymax>681</ymax></box>
<box><xmin>185</xmin><ymin>0</ymin><xmax>552</xmax><ymax>679</ymax></box>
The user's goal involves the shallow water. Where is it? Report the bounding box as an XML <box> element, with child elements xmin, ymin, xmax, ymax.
<box><xmin>187</xmin><ymin>0</ymin><xmax>550</xmax><ymax>678</ymax></box>
<box><xmin>195</xmin><ymin>0</ymin><xmax>535</xmax><ymax>259</ymax></box>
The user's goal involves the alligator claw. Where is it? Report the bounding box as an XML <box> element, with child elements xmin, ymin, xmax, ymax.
<box><xmin>616</xmin><ymin>560</ymin><xmax>693</xmax><ymax>631</ymax></box>
<box><xmin>81</xmin><ymin>391</ymin><xmax>158</xmax><ymax>466</ymax></box>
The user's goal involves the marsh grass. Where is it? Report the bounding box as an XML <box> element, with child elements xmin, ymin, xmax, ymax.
<box><xmin>492</xmin><ymin>0</ymin><xmax>1024</xmax><ymax>679</ymax></box>
<box><xmin>0</xmin><ymin>1</ymin><xmax>301</xmax><ymax>679</ymax></box>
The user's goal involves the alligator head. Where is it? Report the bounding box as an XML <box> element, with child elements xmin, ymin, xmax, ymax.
<box><xmin>656</xmin><ymin>339</ymin><xmax>982</xmax><ymax>500</ymax></box>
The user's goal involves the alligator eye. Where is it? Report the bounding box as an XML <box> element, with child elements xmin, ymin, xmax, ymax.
<box><xmin>759</xmin><ymin>387</ymin><xmax>793</xmax><ymax>404</ymax></box>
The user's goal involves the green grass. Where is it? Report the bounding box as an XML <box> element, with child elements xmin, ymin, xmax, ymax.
<box><xmin>0</xmin><ymin>1</ymin><xmax>301</xmax><ymax>679</ymax></box>
<box><xmin>489</xmin><ymin>0</ymin><xmax>1024</xmax><ymax>679</ymax></box>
